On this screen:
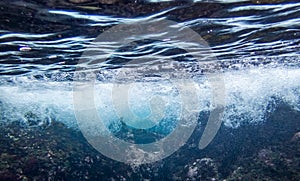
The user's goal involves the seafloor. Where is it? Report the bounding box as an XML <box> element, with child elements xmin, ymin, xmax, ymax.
<box><xmin>0</xmin><ymin>103</ymin><xmax>299</xmax><ymax>180</ymax></box>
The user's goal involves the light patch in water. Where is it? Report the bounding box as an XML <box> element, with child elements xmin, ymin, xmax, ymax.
<box><xmin>0</xmin><ymin>67</ymin><xmax>299</xmax><ymax>129</ymax></box>
<box><xmin>223</xmin><ymin>68</ymin><xmax>300</xmax><ymax>127</ymax></box>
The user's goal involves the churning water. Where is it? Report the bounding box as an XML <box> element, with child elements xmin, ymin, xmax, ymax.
<box><xmin>1</xmin><ymin>0</ymin><xmax>299</xmax><ymax>128</ymax></box>
<box><xmin>0</xmin><ymin>0</ymin><xmax>300</xmax><ymax>179</ymax></box>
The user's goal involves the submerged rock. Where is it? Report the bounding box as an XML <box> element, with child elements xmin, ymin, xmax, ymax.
<box><xmin>185</xmin><ymin>158</ymin><xmax>219</xmax><ymax>181</ymax></box>
<box><xmin>291</xmin><ymin>132</ymin><xmax>300</xmax><ymax>142</ymax></box>
<box><xmin>257</xmin><ymin>149</ymin><xmax>275</xmax><ymax>167</ymax></box>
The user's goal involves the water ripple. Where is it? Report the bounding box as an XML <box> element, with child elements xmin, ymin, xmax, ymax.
<box><xmin>0</xmin><ymin>0</ymin><xmax>299</xmax><ymax>76</ymax></box>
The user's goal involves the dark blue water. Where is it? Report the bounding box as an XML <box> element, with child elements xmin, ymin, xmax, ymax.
<box><xmin>0</xmin><ymin>0</ymin><xmax>300</xmax><ymax>180</ymax></box>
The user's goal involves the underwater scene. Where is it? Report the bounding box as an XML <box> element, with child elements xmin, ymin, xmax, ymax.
<box><xmin>0</xmin><ymin>0</ymin><xmax>300</xmax><ymax>180</ymax></box>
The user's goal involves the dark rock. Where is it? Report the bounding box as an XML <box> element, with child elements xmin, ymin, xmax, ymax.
<box><xmin>291</xmin><ymin>132</ymin><xmax>300</xmax><ymax>142</ymax></box>
<box><xmin>185</xmin><ymin>158</ymin><xmax>219</xmax><ymax>181</ymax></box>
<box><xmin>0</xmin><ymin>171</ymin><xmax>18</xmax><ymax>181</ymax></box>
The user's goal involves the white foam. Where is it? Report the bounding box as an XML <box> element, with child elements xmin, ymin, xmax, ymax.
<box><xmin>223</xmin><ymin>67</ymin><xmax>300</xmax><ymax>127</ymax></box>
<box><xmin>0</xmin><ymin>67</ymin><xmax>299</xmax><ymax>130</ymax></box>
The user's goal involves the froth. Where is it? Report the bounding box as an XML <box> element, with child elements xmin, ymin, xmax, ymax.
<box><xmin>0</xmin><ymin>67</ymin><xmax>299</xmax><ymax>130</ymax></box>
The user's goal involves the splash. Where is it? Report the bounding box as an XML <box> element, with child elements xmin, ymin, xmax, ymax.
<box><xmin>0</xmin><ymin>66</ymin><xmax>299</xmax><ymax>130</ymax></box>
